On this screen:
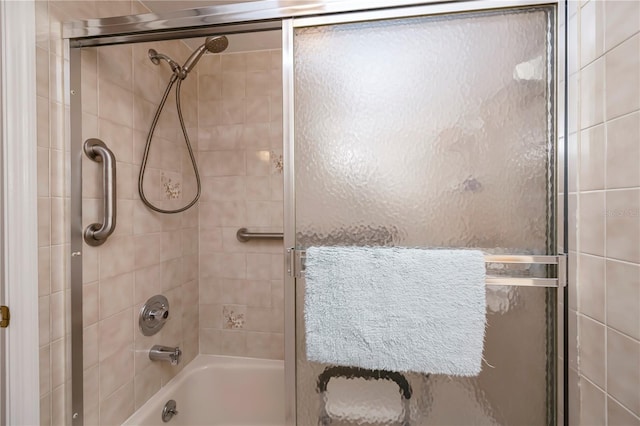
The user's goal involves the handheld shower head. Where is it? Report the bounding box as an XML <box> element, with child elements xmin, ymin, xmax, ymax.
<box><xmin>181</xmin><ymin>36</ymin><xmax>229</xmax><ymax>76</ymax></box>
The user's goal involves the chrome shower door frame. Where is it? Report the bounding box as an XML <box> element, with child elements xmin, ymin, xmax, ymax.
<box><xmin>282</xmin><ymin>1</ymin><xmax>566</xmax><ymax>425</ymax></box>
<box><xmin>65</xmin><ymin>0</ymin><xmax>565</xmax><ymax>424</ymax></box>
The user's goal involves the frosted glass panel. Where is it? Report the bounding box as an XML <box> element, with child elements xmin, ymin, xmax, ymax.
<box><xmin>294</xmin><ymin>6</ymin><xmax>555</xmax><ymax>426</ymax></box>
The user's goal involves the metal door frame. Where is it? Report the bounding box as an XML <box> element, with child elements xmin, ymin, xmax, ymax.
<box><xmin>64</xmin><ymin>1</ymin><xmax>566</xmax><ymax>424</ymax></box>
<box><xmin>283</xmin><ymin>2</ymin><xmax>565</xmax><ymax>425</ymax></box>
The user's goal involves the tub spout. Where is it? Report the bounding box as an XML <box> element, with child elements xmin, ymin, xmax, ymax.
<box><xmin>149</xmin><ymin>345</ymin><xmax>182</xmax><ymax>366</ymax></box>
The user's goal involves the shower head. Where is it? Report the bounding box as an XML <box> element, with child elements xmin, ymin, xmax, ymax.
<box><xmin>148</xmin><ymin>49</ymin><xmax>181</xmax><ymax>73</ymax></box>
<box><xmin>181</xmin><ymin>36</ymin><xmax>229</xmax><ymax>76</ymax></box>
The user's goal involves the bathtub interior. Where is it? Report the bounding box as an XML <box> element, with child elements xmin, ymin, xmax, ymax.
<box><xmin>123</xmin><ymin>355</ymin><xmax>285</xmax><ymax>426</ymax></box>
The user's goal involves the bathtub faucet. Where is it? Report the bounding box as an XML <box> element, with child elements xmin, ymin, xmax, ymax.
<box><xmin>149</xmin><ymin>345</ymin><xmax>182</xmax><ymax>366</ymax></box>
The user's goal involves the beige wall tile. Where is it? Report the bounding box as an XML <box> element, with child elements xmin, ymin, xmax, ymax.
<box><xmin>40</xmin><ymin>393</ymin><xmax>51</xmax><ymax>426</ymax></box>
<box><xmin>99</xmin><ymin>380</ymin><xmax>134</xmax><ymax>426</ymax></box>
<box><xmin>246</xmin><ymin>51</ymin><xmax>271</xmax><ymax>71</ymax></box>
<box><xmin>607</xmin><ymin>328</ymin><xmax>640</xmax><ymax>415</ymax></box>
<box><xmin>84</xmin><ymin>323</ymin><xmax>99</xmax><ymax>369</ymax></box>
<box><xmin>100</xmin><ymin>344</ymin><xmax>134</xmax><ymax>398</ymax></box>
<box><xmin>607</xmin><ymin>111</ymin><xmax>640</xmax><ymax>189</ymax></box>
<box><xmin>221</xmin><ymin>53</ymin><xmax>246</xmax><ymax>72</ymax></box>
<box><xmin>606</xmin><ymin>189</ymin><xmax>640</xmax><ymax>263</ymax></box>
<box><xmin>218</xmin><ymin>330</ymin><xmax>247</xmax><ymax>355</ymax></box>
<box><xmin>83</xmin><ymin>282</ymin><xmax>99</xmax><ymax>326</ymax></box>
<box><xmin>608</xmin><ymin>397</ymin><xmax>640</xmax><ymax>426</ymax></box>
<box><xmin>605</xmin><ymin>34</ymin><xmax>640</xmax><ymax>121</ymax></box>
<box><xmin>50</xmin><ymin>338</ymin><xmax>65</xmax><ymax>389</ymax></box>
<box><xmin>200</xmin><ymin>328</ymin><xmax>221</xmax><ymax>354</ymax></box>
<box><xmin>134</xmin><ymin>365</ymin><xmax>161</xmax><ymax>410</ymax></box>
<box><xmin>39</xmin><ymin>247</ymin><xmax>51</xmax><ymax>296</ymax></box>
<box><xmin>99</xmin><ymin>272</ymin><xmax>134</xmax><ymax>319</ymax></box>
<box><xmin>199</xmin><ymin>304</ymin><xmax>223</xmax><ymax>328</ymax></box>
<box><xmin>605</xmin><ymin>0</ymin><xmax>640</xmax><ymax>53</ymax></box>
<box><xmin>200</xmin><ymin>151</ymin><xmax>246</xmax><ymax>177</ymax></box>
<box><xmin>49</xmin><ymin>290</ymin><xmax>65</xmax><ymax>341</ymax></box>
<box><xmin>580</xmin><ymin>0</ymin><xmax>605</xmax><ymax>66</ymax></box>
<box><xmin>579</xmin><ymin>124</ymin><xmax>605</xmax><ymax>191</ymax></box>
<box><xmin>98</xmin><ymin>79</ymin><xmax>134</xmax><ymax>128</ymax></box>
<box><xmin>222</xmin><ymin>72</ymin><xmax>246</xmax><ymax>98</ymax></box>
<box><xmin>580</xmin><ymin>57</ymin><xmax>605</xmax><ymax>129</ymax></box>
<box><xmin>577</xmin><ymin>254</ymin><xmax>605</xmax><ymax>322</ymax></box>
<box><xmin>578</xmin><ymin>314</ymin><xmax>606</xmax><ymax>388</ymax></box>
<box><xmin>98</xmin><ymin>235</ymin><xmax>136</xmax><ymax>279</ymax></box>
<box><xmin>220</xmin><ymin>98</ymin><xmax>245</xmax><ymax>125</ymax></box>
<box><xmin>578</xmin><ymin>191</ymin><xmax>605</xmax><ymax>256</ymax></box>
<box><xmin>98</xmin><ymin>308</ymin><xmax>133</xmax><ymax>361</ymax></box>
<box><xmin>83</xmin><ymin>364</ymin><xmax>99</xmax><ymax>415</ymax></box>
<box><xmin>607</xmin><ymin>260</ymin><xmax>640</xmax><ymax>340</ymax></box>
<box><xmin>246</xmin><ymin>331</ymin><xmax>284</xmax><ymax>359</ymax></box>
<box><xmin>40</xmin><ymin>345</ymin><xmax>51</xmax><ymax>397</ymax></box>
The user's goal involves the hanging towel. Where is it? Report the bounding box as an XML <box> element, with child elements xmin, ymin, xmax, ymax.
<box><xmin>304</xmin><ymin>246</ymin><xmax>486</xmax><ymax>376</ymax></box>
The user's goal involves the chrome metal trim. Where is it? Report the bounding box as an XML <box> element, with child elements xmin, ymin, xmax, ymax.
<box><xmin>69</xmin><ymin>46</ymin><xmax>84</xmax><ymax>426</ymax></box>
<box><xmin>293</xmin><ymin>0</ymin><xmax>554</xmax><ymax>28</ymax></box>
<box><xmin>63</xmin><ymin>0</ymin><xmax>555</xmax><ymax>47</ymax></box>
<box><xmin>485</xmin><ymin>277</ymin><xmax>559</xmax><ymax>287</ymax></box>
<box><xmin>236</xmin><ymin>228</ymin><xmax>284</xmax><ymax>242</ymax></box>
<box><xmin>282</xmin><ymin>17</ymin><xmax>297</xmax><ymax>426</ymax></box>
<box><xmin>291</xmin><ymin>249</ymin><xmax>565</xmax><ymax>287</ymax></box>
<box><xmin>148</xmin><ymin>345</ymin><xmax>182</xmax><ymax>366</ymax></box>
<box><xmin>139</xmin><ymin>295</ymin><xmax>170</xmax><ymax>336</ymax></box>
<box><xmin>69</xmin><ymin>21</ymin><xmax>281</xmax><ymax>48</ymax></box>
<box><xmin>64</xmin><ymin>0</ymin><xmax>445</xmax><ymax>41</ymax></box>
<box><xmin>83</xmin><ymin>138</ymin><xmax>117</xmax><ymax>246</ymax></box>
<box><xmin>557</xmin><ymin>0</ymin><xmax>568</xmax><ymax>423</ymax></box>
<box><xmin>484</xmin><ymin>254</ymin><xmax>560</xmax><ymax>264</ymax></box>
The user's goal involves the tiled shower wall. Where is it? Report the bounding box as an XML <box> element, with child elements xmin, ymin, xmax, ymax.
<box><xmin>36</xmin><ymin>1</ymin><xmax>285</xmax><ymax>423</ymax></box>
<box><xmin>35</xmin><ymin>1</ymin><xmax>203</xmax><ymax>424</ymax></box>
<box><xmin>80</xmin><ymin>36</ymin><xmax>200</xmax><ymax>425</ymax></box>
<box><xmin>569</xmin><ymin>1</ymin><xmax>640</xmax><ymax>425</ymax></box>
<box><xmin>197</xmin><ymin>50</ymin><xmax>285</xmax><ymax>359</ymax></box>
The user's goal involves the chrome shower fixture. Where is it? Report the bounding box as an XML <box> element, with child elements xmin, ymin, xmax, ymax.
<box><xmin>139</xmin><ymin>35</ymin><xmax>229</xmax><ymax>214</ymax></box>
<box><xmin>182</xmin><ymin>36</ymin><xmax>229</xmax><ymax>75</ymax></box>
<box><xmin>148</xmin><ymin>48</ymin><xmax>181</xmax><ymax>73</ymax></box>
<box><xmin>147</xmin><ymin>35</ymin><xmax>229</xmax><ymax>80</ymax></box>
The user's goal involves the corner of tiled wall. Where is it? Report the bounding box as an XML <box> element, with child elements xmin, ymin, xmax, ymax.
<box><xmin>197</xmin><ymin>49</ymin><xmax>285</xmax><ymax>360</ymax></box>
<box><xmin>570</xmin><ymin>1</ymin><xmax>640</xmax><ymax>425</ymax></box>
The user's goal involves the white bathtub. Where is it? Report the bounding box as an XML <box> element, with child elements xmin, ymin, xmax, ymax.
<box><xmin>122</xmin><ymin>355</ymin><xmax>285</xmax><ymax>426</ymax></box>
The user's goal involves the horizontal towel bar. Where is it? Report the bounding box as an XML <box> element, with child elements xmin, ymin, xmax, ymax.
<box><xmin>286</xmin><ymin>249</ymin><xmax>567</xmax><ymax>288</ymax></box>
<box><xmin>236</xmin><ymin>228</ymin><xmax>284</xmax><ymax>242</ymax></box>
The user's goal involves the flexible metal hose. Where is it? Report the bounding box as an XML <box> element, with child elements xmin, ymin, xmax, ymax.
<box><xmin>138</xmin><ymin>75</ymin><xmax>201</xmax><ymax>214</ymax></box>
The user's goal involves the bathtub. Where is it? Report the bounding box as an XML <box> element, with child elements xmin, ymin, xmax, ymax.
<box><xmin>122</xmin><ymin>355</ymin><xmax>285</xmax><ymax>426</ymax></box>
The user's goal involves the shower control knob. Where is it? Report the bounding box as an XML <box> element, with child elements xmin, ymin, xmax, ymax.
<box><xmin>139</xmin><ymin>295</ymin><xmax>170</xmax><ymax>336</ymax></box>
<box><xmin>149</xmin><ymin>307</ymin><xmax>169</xmax><ymax>320</ymax></box>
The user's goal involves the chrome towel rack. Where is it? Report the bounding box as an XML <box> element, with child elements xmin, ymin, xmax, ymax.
<box><xmin>286</xmin><ymin>249</ymin><xmax>567</xmax><ymax>288</ymax></box>
<box><xmin>236</xmin><ymin>228</ymin><xmax>284</xmax><ymax>242</ymax></box>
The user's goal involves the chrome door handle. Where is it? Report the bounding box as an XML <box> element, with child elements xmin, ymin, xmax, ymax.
<box><xmin>83</xmin><ymin>138</ymin><xmax>117</xmax><ymax>246</ymax></box>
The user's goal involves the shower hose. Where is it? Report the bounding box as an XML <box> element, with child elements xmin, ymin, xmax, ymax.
<box><xmin>138</xmin><ymin>74</ymin><xmax>201</xmax><ymax>214</ymax></box>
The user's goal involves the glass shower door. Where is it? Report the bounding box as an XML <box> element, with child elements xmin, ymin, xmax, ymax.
<box><xmin>291</xmin><ymin>5</ymin><xmax>556</xmax><ymax>425</ymax></box>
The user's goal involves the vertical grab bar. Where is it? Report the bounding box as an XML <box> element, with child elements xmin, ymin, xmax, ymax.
<box><xmin>83</xmin><ymin>138</ymin><xmax>117</xmax><ymax>246</ymax></box>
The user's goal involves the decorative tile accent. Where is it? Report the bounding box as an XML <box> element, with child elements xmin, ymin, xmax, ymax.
<box><xmin>223</xmin><ymin>305</ymin><xmax>246</xmax><ymax>329</ymax></box>
<box><xmin>161</xmin><ymin>173</ymin><xmax>181</xmax><ymax>200</ymax></box>
<box><xmin>271</xmin><ymin>150</ymin><xmax>283</xmax><ymax>174</ymax></box>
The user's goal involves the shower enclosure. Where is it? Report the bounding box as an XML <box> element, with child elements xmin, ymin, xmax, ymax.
<box><xmin>64</xmin><ymin>1</ymin><xmax>566</xmax><ymax>424</ymax></box>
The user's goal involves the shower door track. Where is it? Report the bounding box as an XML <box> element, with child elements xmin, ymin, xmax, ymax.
<box><xmin>64</xmin><ymin>1</ymin><xmax>566</xmax><ymax>425</ymax></box>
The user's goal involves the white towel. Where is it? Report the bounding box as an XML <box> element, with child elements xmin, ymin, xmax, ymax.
<box><xmin>304</xmin><ymin>246</ymin><xmax>486</xmax><ymax>376</ymax></box>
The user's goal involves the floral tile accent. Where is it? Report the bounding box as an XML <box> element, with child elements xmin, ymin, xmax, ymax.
<box><xmin>223</xmin><ymin>305</ymin><xmax>246</xmax><ymax>329</ymax></box>
<box><xmin>270</xmin><ymin>150</ymin><xmax>283</xmax><ymax>174</ymax></box>
<box><xmin>161</xmin><ymin>173</ymin><xmax>181</xmax><ymax>199</ymax></box>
